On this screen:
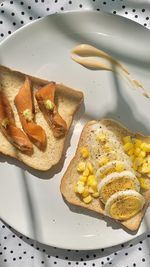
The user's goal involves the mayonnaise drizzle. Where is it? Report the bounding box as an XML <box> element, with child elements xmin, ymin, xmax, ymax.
<box><xmin>71</xmin><ymin>44</ymin><xmax>150</xmax><ymax>99</ymax></box>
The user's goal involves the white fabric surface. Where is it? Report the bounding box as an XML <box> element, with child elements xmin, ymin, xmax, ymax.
<box><xmin>0</xmin><ymin>0</ymin><xmax>150</xmax><ymax>266</ymax></box>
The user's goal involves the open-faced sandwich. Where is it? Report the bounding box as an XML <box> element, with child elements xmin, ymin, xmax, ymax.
<box><xmin>0</xmin><ymin>65</ymin><xmax>83</xmax><ymax>171</ymax></box>
<box><xmin>61</xmin><ymin>119</ymin><xmax>150</xmax><ymax>231</ymax></box>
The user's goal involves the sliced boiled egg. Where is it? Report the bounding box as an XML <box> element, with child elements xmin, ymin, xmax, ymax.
<box><xmin>98</xmin><ymin>171</ymin><xmax>140</xmax><ymax>203</ymax></box>
<box><xmin>96</xmin><ymin>160</ymin><xmax>130</xmax><ymax>180</ymax></box>
<box><xmin>105</xmin><ymin>190</ymin><xmax>145</xmax><ymax>221</ymax></box>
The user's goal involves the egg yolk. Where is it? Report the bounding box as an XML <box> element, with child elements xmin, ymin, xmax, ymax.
<box><xmin>110</xmin><ymin>196</ymin><xmax>143</xmax><ymax>220</ymax></box>
<box><xmin>100</xmin><ymin>178</ymin><xmax>136</xmax><ymax>203</ymax></box>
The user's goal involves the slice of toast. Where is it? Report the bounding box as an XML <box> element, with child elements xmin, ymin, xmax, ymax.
<box><xmin>60</xmin><ymin>119</ymin><xmax>150</xmax><ymax>231</ymax></box>
<box><xmin>0</xmin><ymin>65</ymin><xmax>83</xmax><ymax>171</ymax></box>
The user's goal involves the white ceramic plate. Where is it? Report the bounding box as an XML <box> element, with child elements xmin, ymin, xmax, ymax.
<box><xmin>0</xmin><ymin>11</ymin><xmax>150</xmax><ymax>250</ymax></box>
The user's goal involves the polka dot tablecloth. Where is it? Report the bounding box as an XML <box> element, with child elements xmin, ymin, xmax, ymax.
<box><xmin>0</xmin><ymin>0</ymin><xmax>150</xmax><ymax>266</ymax></box>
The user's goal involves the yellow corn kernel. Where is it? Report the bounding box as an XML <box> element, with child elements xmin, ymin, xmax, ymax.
<box><xmin>127</xmin><ymin>148</ymin><xmax>134</xmax><ymax>156</ymax></box>
<box><xmin>130</xmin><ymin>155</ymin><xmax>135</xmax><ymax>162</ymax></box>
<box><xmin>87</xmin><ymin>162</ymin><xmax>94</xmax><ymax>174</ymax></box>
<box><xmin>138</xmin><ymin>177</ymin><xmax>149</xmax><ymax>190</ymax></box>
<box><xmin>77</xmin><ymin>162</ymin><xmax>86</xmax><ymax>172</ymax></box>
<box><xmin>74</xmin><ymin>185</ymin><xmax>78</xmax><ymax>193</ymax></box>
<box><xmin>115</xmin><ymin>163</ymin><xmax>125</xmax><ymax>172</ymax></box>
<box><xmin>134</xmin><ymin>147</ymin><xmax>141</xmax><ymax>156</ymax></box>
<box><xmin>139</xmin><ymin>151</ymin><xmax>146</xmax><ymax>158</ymax></box>
<box><xmin>134</xmin><ymin>139</ymin><xmax>142</xmax><ymax>147</ymax></box>
<box><xmin>99</xmin><ymin>156</ymin><xmax>109</xmax><ymax>167</ymax></box>
<box><xmin>82</xmin><ymin>186</ymin><xmax>90</xmax><ymax>197</ymax></box>
<box><xmin>133</xmin><ymin>157</ymin><xmax>143</xmax><ymax>167</ymax></box>
<box><xmin>141</xmin><ymin>163</ymin><xmax>150</xmax><ymax>173</ymax></box>
<box><xmin>123</xmin><ymin>142</ymin><xmax>133</xmax><ymax>152</ymax></box>
<box><xmin>104</xmin><ymin>143</ymin><xmax>113</xmax><ymax>152</ymax></box>
<box><xmin>140</xmin><ymin>142</ymin><xmax>150</xmax><ymax>152</ymax></box>
<box><xmin>92</xmin><ymin>192</ymin><xmax>100</xmax><ymax>198</ymax></box>
<box><xmin>77</xmin><ymin>184</ymin><xmax>85</xmax><ymax>194</ymax></box>
<box><xmin>83</xmin><ymin>195</ymin><xmax>92</xmax><ymax>204</ymax></box>
<box><xmin>96</xmin><ymin>133</ymin><xmax>106</xmax><ymax>142</ymax></box>
<box><xmin>80</xmin><ymin>147</ymin><xmax>90</xmax><ymax>159</ymax></box>
<box><xmin>79</xmin><ymin>175</ymin><xmax>87</xmax><ymax>183</ymax></box>
<box><xmin>123</xmin><ymin>136</ymin><xmax>132</xmax><ymax>144</ymax></box>
<box><xmin>87</xmin><ymin>175</ymin><xmax>97</xmax><ymax>189</ymax></box>
<box><xmin>83</xmin><ymin>168</ymin><xmax>90</xmax><ymax>177</ymax></box>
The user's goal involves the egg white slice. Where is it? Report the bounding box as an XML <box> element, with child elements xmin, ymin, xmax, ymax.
<box><xmin>105</xmin><ymin>190</ymin><xmax>145</xmax><ymax>221</ymax></box>
<box><xmin>98</xmin><ymin>171</ymin><xmax>140</xmax><ymax>203</ymax></box>
<box><xmin>96</xmin><ymin>160</ymin><xmax>132</xmax><ymax>180</ymax></box>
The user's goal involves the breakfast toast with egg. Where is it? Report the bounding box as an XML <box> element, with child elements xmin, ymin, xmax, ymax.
<box><xmin>61</xmin><ymin>119</ymin><xmax>150</xmax><ymax>231</ymax></box>
<box><xmin>0</xmin><ymin>65</ymin><xmax>83</xmax><ymax>171</ymax></box>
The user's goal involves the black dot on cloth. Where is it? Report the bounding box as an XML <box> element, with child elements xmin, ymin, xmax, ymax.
<box><xmin>142</xmin><ymin>9</ymin><xmax>145</xmax><ymax>12</ymax></box>
<box><xmin>130</xmin><ymin>244</ymin><xmax>133</xmax><ymax>247</ymax></box>
<box><xmin>83</xmin><ymin>263</ymin><xmax>87</xmax><ymax>266</ymax></box>
<box><xmin>109</xmin><ymin>263</ymin><xmax>112</xmax><ymax>265</ymax></box>
<box><xmin>125</xmin><ymin>253</ymin><xmax>128</xmax><ymax>256</ymax></box>
<box><xmin>79</xmin><ymin>4</ymin><xmax>83</xmax><ymax>8</ymax></box>
<box><xmin>60</xmin><ymin>7</ymin><xmax>64</xmax><ymax>11</ymax></box>
<box><xmin>92</xmin><ymin>264</ymin><xmax>95</xmax><ymax>267</ymax></box>
<box><xmin>4</xmin><ymin>237</ymin><xmax>7</xmax><ymax>240</ymax></box>
<box><xmin>48</xmin><ymin>255</ymin><xmax>51</xmax><ymax>258</ymax></box>
<box><xmin>147</xmin><ymin>234</ymin><xmax>150</xmax><ymax>238</ymax></box>
<box><xmin>138</xmin><ymin>247</ymin><xmax>142</xmax><ymax>251</ymax></box>
<box><xmin>101</xmin><ymin>248</ymin><xmax>104</xmax><ymax>252</ymax></box>
<box><xmin>20</xmin><ymin>21</ymin><xmax>24</xmax><ymax>24</ymax></box>
<box><xmin>139</xmin><ymin>241</ymin><xmax>143</xmax><ymax>244</ymax></box>
<box><xmin>146</xmin><ymin>17</ymin><xmax>149</xmax><ymax>20</ymax></box>
<box><xmin>101</xmin><ymin>262</ymin><xmax>104</xmax><ymax>265</ymax></box>
<box><xmin>121</xmin><ymin>244</ymin><xmax>124</xmax><ymax>248</ymax></box>
<box><xmin>11</xmin><ymin>12</ymin><xmax>15</xmax><ymax>16</ymax></box>
<box><xmin>97</xmin><ymin>8</ymin><xmax>100</xmax><ymax>11</ymax></box>
<box><xmin>1</xmin><ymin>10</ymin><xmax>4</xmax><ymax>13</ymax></box>
<box><xmin>20</xmin><ymin>236</ymin><xmax>23</xmax><ymax>239</ymax></box>
<box><xmin>30</xmin><ymin>244</ymin><xmax>34</xmax><ymax>247</ymax></box>
<box><xmin>107</xmin><ymin>257</ymin><xmax>110</xmax><ymax>261</ymax></box>
<box><xmin>13</xmin><ymin>258</ymin><xmax>16</xmax><ymax>261</ymax></box>
<box><xmin>55</xmin><ymin>0</ymin><xmax>58</xmax><ymax>2</ymax></box>
<box><xmin>4</xmin><ymin>259</ymin><xmax>7</xmax><ymax>262</ymax></box>
<box><xmin>12</xmin><ymin>235</ymin><xmax>15</xmax><ymax>238</ymax></box>
<box><xmin>46</xmin><ymin>8</ymin><xmax>50</xmax><ymax>11</ymax></box>
<box><xmin>113</xmin><ymin>11</ymin><xmax>117</xmax><ymax>14</ymax></box>
<box><xmin>65</xmin><ymin>257</ymin><xmax>68</xmax><ymax>260</ymax></box>
<box><xmin>28</xmin><ymin>6</ymin><xmax>31</xmax><ymax>9</ymax></box>
<box><xmin>68</xmin><ymin>1</ymin><xmax>72</xmax><ymax>3</ymax></box>
<box><xmin>103</xmin><ymin>2</ymin><xmax>106</xmax><ymax>5</ymax></box>
<box><xmin>56</xmin><ymin>255</ymin><xmax>59</xmax><ymax>258</ymax></box>
<box><xmin>23</xmin><ymin>251</ymin><xmax>27</xmax><ymax>254</ymax></box>
<box><xmin>142</xmin><ymin>258</ymin><xmax>145</xmax><ymax>262</ymax></box>
<box><xmin>0</xmin><ymin>21</ymin><xmax>3</xmax><ymax>24</ymax></box>
<box><xmin>41</xmin><ymin>261</ymin><xmax>45</xmax><ymax>264</ymax></box>
<box><xmin>80</xmin><ymin>258</ymin><xmax>84</xmax><ymax>261</ymax></box>
<box><xmin>0</xmin><ymin>252</ymin><xmax>2</xmax><ymax>255</ymax></box>
<box><xmin>21</xmin><ymin>11</ymin><xmax>25</xmax><ymax>15</ymax></box>
<box><xmin>135</xmin><ymin>15</ymin><xmax>138</xmax><ymax>18</ymax></box>
<box><xmin>18</xmin><ymin>243</ymin><xmax>22</xmax><ymax>246</ymax></box>
<box><xmin>86</xmin><ymin>255</ymin><xmax>89</xmax><ymax>258</ymax></box>
<box><xmin>76</xmin><ymin>263</ymin><xmax>79</xmax><ymax>265</ymax></box>
<box><xmin>68</xmin><ymin>263</ymin><xmax>71</xmax><ymax>265</ymax></box>
<box><xmin>42</xmin><ymin>249</ymin><xmax>46</xmax><ymax>252</ymax></box>
<box><xmin>29</xmin><ymin>17</ymin><xmax>33</xmax><ymax>20</ymax></box>
<box><xmin>144</xmin><ymin>23</ymin><xmax>147</xmax><ymax>26</ymax></box>
<box><xmin>2</xmin><ymin>225</ymin><xmax>5</xmax><ymax>228</ymax></box>
<box><xmin>54</xmin><ymin>262</ymin><xmax>57</xmax><ymax>265</ymax></box>
<box><xmin>122</xmin><ymin>5</ymin><xmax>126</xmax><ymax>9</ymax></box>
<box><xmin>125</xmin><ymin>11</ymin><xmax>128</xmax><ymax>14</ymax></box>
<box><xmin>93</xmin><ymin>254</ymin><xmax>96</xmax><ymax>258</ymax></box>
<box><xmin>41</xmin><ymin>0</ymin><xmax>44</xmax><ymax>2</ymax></box>
<box><xmin>10</xmin><ymin>250</ymin><xmax>13</xmax><ymax>253</ymax></box>
<box><xmin>133</xmin><ymin>264</ymin><xmax>136</xmax><ymax>267</ymax></box>
<box><xmin>35</xmin><ymin>0</ymin><xmax>38</xmax><ymax>2</ymax></box>
<box><xmin>31</xmin><ymin>256</ymin><xmax>34</xmax><ymax>259</ymax></box>
<box><xmin>36</xmin><ymin>247</ymin><xmax>39</xmax><ymax>250</ymax></box>
<box><xmin>13</xmin><ymin>22</ymin><xmax>16</xmax><ymax>26</ymax></box>
<box><xmin>3</xmin><ymin>247</ymin><xmax>7</xmax><ymax>250</ymax></box>
<box><xmin>132</xmin><ymin>9</ymin><xmax>136</xmax><ymax>12</ymax></box>
<box><xmin>20</xmin><ymin>1</ymin><xmax>24</xmax><ymax>5</ymax></box>
<box><xmin>10</xmin><ymin>1</ymin><xmax>13</xmax><ymax>4</ymax></box>
<box><xmin>114</xmin><ymin>252</ymin><xmax>118</xmax><ymax>255</ymax></box>
<box><xmin>19</xmin><ymin>257</ymin><xmax>22</xmax><ymax>260</ymax></box>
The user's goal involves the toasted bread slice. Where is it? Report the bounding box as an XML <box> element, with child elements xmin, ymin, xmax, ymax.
<box><xmin>61</xmin><ymin>119</ymin><xmax>150</xmax><ymax>231</ymax></box>
<box><xmin>0</xmin><ymin>65</ymin><xmax>83</xmax><ymax>171</ymax></box>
